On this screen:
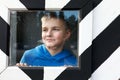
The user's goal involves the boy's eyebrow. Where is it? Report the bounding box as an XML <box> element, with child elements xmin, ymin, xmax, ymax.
<box><xmin>42</xmin><ymin>26</ymin><xmax>63</xmax><ymax>28</ymax></box>
<box><xmin>52</xmin><ymin>26</ymin><xmax>62</xmax><ymax>28</ymax></box>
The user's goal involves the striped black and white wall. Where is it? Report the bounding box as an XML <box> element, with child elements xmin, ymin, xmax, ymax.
<box><xmin>0</xmin><ymin>0</ymin><xmax>120</xmax><ymax>80</ymax></box>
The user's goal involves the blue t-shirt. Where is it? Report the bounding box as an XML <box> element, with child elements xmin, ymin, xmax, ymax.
<box><xmin>20</xmin><ymin>44</ymin><xmax>77</xmax><ymax>66</ymax></box>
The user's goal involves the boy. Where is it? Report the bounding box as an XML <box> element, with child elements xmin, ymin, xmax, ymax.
<box><xmin>16</xmin><ymin>11</ymin><xmax>77</xmax><ymax>67</ymax></box>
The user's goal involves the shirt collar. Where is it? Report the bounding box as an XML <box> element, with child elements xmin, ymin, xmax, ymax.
<box><xmin>41</xmin><ymin>44</ymin><xmax>72</xmax><ymax>61</ymax></box>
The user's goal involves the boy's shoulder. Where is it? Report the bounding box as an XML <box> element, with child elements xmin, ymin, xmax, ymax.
<box><xmin>24</xmin><ymin>44</ymin><xmax>45</xmax><ymax>56</ymax></box>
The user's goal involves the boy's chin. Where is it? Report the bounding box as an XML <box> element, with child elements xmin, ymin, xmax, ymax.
<box><xmin>45</xmin><ymin>44</ymin><xmax>55</xmax><ymax>47</ymax></box>
<box><xmin>45</xmin><ymin>44</ymin><xmax>59</xmax><ymax>48</ymax></box>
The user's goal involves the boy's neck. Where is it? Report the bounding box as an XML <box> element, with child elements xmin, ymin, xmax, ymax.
<box><xmin>46</xmin><ymin>46</ymin><xmax>63</xmax><ymax>56</ymax></box>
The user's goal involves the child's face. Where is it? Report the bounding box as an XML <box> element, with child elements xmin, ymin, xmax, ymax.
<box><xmin>41</xmin><ymin>18</ymin><xmax>70</xmax><ymax>48</ymax></box>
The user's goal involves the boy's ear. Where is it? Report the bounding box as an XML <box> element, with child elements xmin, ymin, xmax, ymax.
<box><xmin>65</xmin><ymin>30</ymin><xmax>71</xmax><ymax>40</ymax></box>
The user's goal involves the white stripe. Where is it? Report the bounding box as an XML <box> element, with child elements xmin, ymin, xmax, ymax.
<box><xmin>0</xmin><ymin>66</ymin><xmax>31</xmax><ymax>80</ymax></box>
<box><xmin>0</xmin><ymin>49</ymin><xmax>8</xmax><ymax>73</ymax></box>
<box><xmin>91</xmin><ymin>47</ymin><xmax>120</xmax><ymax>80</ymax></box>
<box><xmin>45</xmin><ymin>0</ymin><xmax>70</xmax><ymax>10</ymax></box>
<box><xmin>93</xmin><ymin>0</ymin><xmax>120</xmax><ymax>39</ymax></box>
<box><xmin>79</xmin><ymin>10</ymin><xmax>93</xmax><ymax>55</ymax></box>
<box><xmin>0</xmin><ymin>4</ymin><xmax>10</xmax><ymax>24</ymax></box>
<box><xmin>0</xmin><ymin>0</ymin><xmax>27</xmax><ymax>9</ymax></box>
<box><xmin>44</xmin><ymin>67</ymin><xmax>67</xmax><ymax>80</ymax></box>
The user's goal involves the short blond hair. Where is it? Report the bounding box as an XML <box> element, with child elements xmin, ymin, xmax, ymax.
<box><xmin>41</xmin><ymin>11</ymin><xmax>71</xmax><ymax>30</ymax></box>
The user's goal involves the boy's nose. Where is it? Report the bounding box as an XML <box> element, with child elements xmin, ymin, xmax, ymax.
<box><xmin>46</xmin><ymin>30</ymin><xmax>52</xmax><ymax>37</ymax></box>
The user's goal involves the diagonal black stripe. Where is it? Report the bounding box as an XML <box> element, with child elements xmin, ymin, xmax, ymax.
<box><xmin>62</xmin><ymin>0</ymin><xmax>102</xmax><ymax>19</ymax></box>
<box><xmin>56</xmin><ymin>46</ymin><xmax>92</xmax><ymax>80</ymax></box>
<box><xmin>21</xmin><ymin>67</ymin><xmax>44</xmax><ymax>80</ymax></box>
<box><xmin>63</xmin><ymin>0</ymin><xmax>92</xmax><ymax>9</ymax></box>
<box><xmin>80</xmin><ymin>0</ymin><xmax>93</xmax><ymax>20</ymax></box>
<box><xmin>0</xmin><ymin>17</ymin><xmax>10</xmax><ymax>56</ymax></box>
<box><xmin>81</xmin><ymin>0</ymin><xmax>102</xmax><ymax>19</ymax></box>
<box><xmin>93</xmin><ymin>0</ymin><xmax>103</xmax><ymax>8</ymax></box>
<box><xmin>92</xmin><ymin>15</ymin><xmax>120</xmax><ymax>73</ymax></box>
<box><xmin>20</xmin><ymin>0</ymin><xmax>45</xmax><ymax>10</ymax></box>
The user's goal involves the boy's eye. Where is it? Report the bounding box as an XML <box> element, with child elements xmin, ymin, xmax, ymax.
<box><xmin>53</xmin><ymin>28</ymin><xmax>60</xmax><ymax>31</ymax></box>
<box><xmin>42</xmin><ymin>29</ymin><xmax>47</xmax><ymax>32</ymax></box>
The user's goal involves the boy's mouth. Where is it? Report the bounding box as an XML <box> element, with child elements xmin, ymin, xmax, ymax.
<box><xmin>46</xmin><ymin>39</ymin><xmax>54</xmax><ymax>42</ymax></box>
